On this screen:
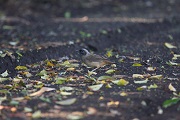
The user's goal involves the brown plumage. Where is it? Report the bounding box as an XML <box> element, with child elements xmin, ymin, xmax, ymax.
<box><xmin>79</xmin><ymin>48</ymin><xmax>113</xmax><ymax>68</ymax></box>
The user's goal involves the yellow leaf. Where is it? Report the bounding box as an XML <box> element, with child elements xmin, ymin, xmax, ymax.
<box><xmin>105</xmin><ymin>69</ymin><xmax>115</xmax><ymax>74</ymax></box>
<box><xmin>66</xmin><ymin>67</ymin><xmax>75</xmax><ymax>71</ymax></box>
<box><xmin>15</xmin><ymin>66</ymin><xmax>27</xmax><ymax>70</ymax></box>
<box><xmin>107</xmin><ymin>101</ymin><xmax>119</xmax><ymax>107</ymax></box>
<box><xmin>105</xmin><ymin>83</ymin><xmax>112</xmax><ymax>88</ymax></box>
<box><xmin>112</xmin><ymin>79</ymin><xmax>129</xmax><ymax>86</ymax></box>
<box><xmin>120</xmin><ymin>92</ymin><xmax>128</xmax><ymax>96</ymax></box>
<box><xmin>137</xmin><ymin>86</ymin><xmax>147</xmax><ymax>91</ymax></box>
<box><xmin>47</xmin><ymin>61</ymin><xmax>54</xmax><ymax>67</ymax></box>
<box><xmin>106</xmin><ymin>49</ymin><xmax>113</xmax><ymax>57</ymax></box>
<box><xmin>132</xmin><ymin>63</ymin><xmax>142</xmax><ymax>67</ymax></box>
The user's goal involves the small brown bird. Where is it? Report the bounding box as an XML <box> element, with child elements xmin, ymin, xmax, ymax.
<box><xmin>79</xmin><ymin>48</ymin><xmax>114</xmax><ymax>68</ymax></box>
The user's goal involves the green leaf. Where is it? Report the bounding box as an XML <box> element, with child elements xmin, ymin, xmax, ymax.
<box><xmin>132</xmin><ymin>63</ymin><xmax>142</xmax><ymax>67</ymax></box>
<box><xmin>163</xmin><ymin>98</ymin><xmax>180</xmax><ymax>108</ymax></box>
<box><xmin>105</xmin><ymin>69</ymin><xmax>115</xmax><ymax>74</ymax></box>
<box><xmin>112</xmin><ymin>79</ymin><xmax>129</xmax><ymax>86</ymax></box>
<box><xmin>15</xmin><ymin>66</ymin><xmax>27</xmax><ymax>70</ymax></box>
<box><xmin>0</xmin><ymin>77</ymin><xmax>9</xmax><ymax>82</ymax></box>
<box><xmin>60</xmin><ymin>60</ymin><xmax>79</xmax><ymax>68</ymax></box>
<box><xmin>88</xmin><ymin>84</ymin><xmax>103</xmax><ymax>91</ymax></box>
<box><xmin>148</xmin><ymin>84</ymin><xmax>158</xmax><ymax>89</ymax></box>
<box><xmin>55</xmin><ymin>77</ymin><xmax>67</xmax><ymax>84</ymax></box>
<box><xmin>24</xmin><ymin>107</ymin><xmax>33</xmax><ymax>112</ymax></box>
<box><xmin>0</xmin><ymin>89</ymin><xmax>9</xmax><ymax>94</ymax></box>
<box><xmin>56</xmin><ymin>98</ymin><xmax>77</xmax><ymax>105</ymax></box>
<box><xmin>136</xmin><ymin>86</ymin><xmax>147</xmax><ymax>91</ymax></box>
<box><xmin>37</xmin><ymin>69</ymin><xmax>48</xmax><ymax>76</ymax></box>
<box><xmin>97</xmin><ymin>76</ymin><xmax>113</xmax><ymax>81</ymax></box>
<box><xmin>105</xmin><ymin>83</ymin><xmax>112</xmax><ymax>88</ymax></box>
<box><xmin>40</xmin><ymin>96</ymin><xmax>51</xmax><ymax>103</ymax></box>
<box><xmin>10</xmin><ymin>100</ymin><xmax>19</xmax><ymax>105</ymax></box>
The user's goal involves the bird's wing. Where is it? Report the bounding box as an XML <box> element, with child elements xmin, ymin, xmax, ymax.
<box><xmin>86</xmin><ymin>54</ymin><xmax>107</xmax><ymax>62</ymax></box>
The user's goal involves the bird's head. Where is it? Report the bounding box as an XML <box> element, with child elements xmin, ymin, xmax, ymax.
<box><xmin>79</xmin><ymin>48</ymin><xmax>90</xmax><ymax>56</ymax></box>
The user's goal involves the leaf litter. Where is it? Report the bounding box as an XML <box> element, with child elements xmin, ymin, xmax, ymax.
<box><xmin>0</xmin><ymin>42</ymin><xmax>180</xmax><ymax>119</ymax></box>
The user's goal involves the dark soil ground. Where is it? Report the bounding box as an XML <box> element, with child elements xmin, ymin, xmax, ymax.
<box><xmin>0</xmin><ymin>0</ymin><xmax>180</xmax><ymax>120</ymax></box>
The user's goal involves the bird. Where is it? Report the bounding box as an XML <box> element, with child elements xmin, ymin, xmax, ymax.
<box><xmin>78</xmin><ymin>48</ymin><xmax>114</xmax><ymax>69</ymax></box>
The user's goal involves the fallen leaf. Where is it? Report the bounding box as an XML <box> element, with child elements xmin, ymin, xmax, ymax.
<box><xmin>88</xmin><ymin>84</ymin><xmax>103</xmax><ymax>91</ymax></box>
<box><xmin>66</xmin><ymin>111</ymin><xmax>84</xmax><ymax>120</ymax></box>
<box><xmin>24</xmin><ymin>107</ymin><xmax>33</xmax><ymax>112</ymax></box>
<box><xmin>136</xmin><ymin>86</ymin><xmax>147</xmax><ymax>91</ymax></box>
<box><xmin>107</xmin><ymin>101</ymin><xmax>119</xmax><ymax>107</ymax></box>
<box><xmin>60</xmin><ymin>91</ymin><xmax>72</xmax><ymax>96</ymax></box>
<box><xmin>10</xmin><ymin>100</ymin><xmax>19</xmax><ymax>105</ymax></box>
<box><xmin>163</xmin><ymin>98</ymin><xmax>180</xmax><ymax>108</ymax></box>
<box><xmin>166</xmin><ymin>61</ymin><xmax>180</xmax><ymax>66</ymax></box>
<box><xmin>97</xmin><ymin>76</ymin><xmax>113</xmax><ymax>81</ymax></box>
<box><xmin>105</xmin><ymin>69</ymin><xmax>115</xmax><ymax>74</ymax></box>
<box><xmin>60</xmin><ymin>86</ymin><xmax>74</xmax><ymax>91</ymax></box>
<box><xmin>126</xmin><ymin>56</ymin><xmax>141</xmax><ymax>61</ymax></box>
<box><xmin>15</xmin><ymin>66</ymin><xmax>27</xmax><ymax>70</ymax></box>
<box><xmin>147</xmin><ymin>67</ymin><xmax>156</xmax><ymax>71</ymax></box>
<box><xmin>105</xmin><ymin>83</ymin><xmax>112</xmax><ymax>88</ymax></box>
<box><xmin>106</xmin><ymin>49</ymin><xmax>113</xmax><ymax>57</ymax></box>
<box><xmin>56</xmin><ymin>98</ymin><xmax>77</xmax><ymax>105</ymax></box>
<box><xmin>0</xmin><ymin>96</ymin><xmax>7</xmax><ymax>104</ymax></box>
<box><xmin>1</xmin><ymin>70</ymin><xmax>9</xmax><ymax>77</ymax></box>
<box><xmin>168</xmin><ymin>83</ymin><xmax>176</xmax><ymax>92</ymax></box>
<box><xmin>29</xmin><ymin>87</ymin><xmax>55</xmax><ymax>97</ymax></box>
<box><xmin>0</xmin><ymin>77</ymin><xmax>9</xmax><ymax>82</ymax></box>
<box><xmin>88</xmin><ymin>70</ymin><xmax>97</xmax><ymax>76</ymax></box>
<box><xmin>120</xmin><ymin>92</ymin><xmax>128</xmax><ymax>96</ymax></box>
<box><xmin>87</xmin><ymin>107</ymin><xmax>97</xmax><ymax>115</ymax></box>
<box><xmin>134</xmin><ymin>79</ymin><xmax>148</xmax><ymax>84</ymax></box>
<box><xmin>32</xmin><ymin>110</ymin><xmax>41</xmax><ymax>119</ymax></box>
<box><xmin>37</xmin><ymin>69</ymin><xmax>48</xmax><ymax>76</ymax></box>
<box><xmin>66</xmin><ymin>67</ymin><xmax>75</xmax><ymax>71</ymax></box>
<box><xmin>149</xmin><ymin>75</ymin><xmax>163</xmax><ymax>80</ymax></box>
<box><xmin>46</xmin><ymin>61</ymin><xmax>54</xmax><ymax>67</ymax></box>
<box><xmin>148</xmin><ymin>84</ymin><xmax>158</xmax><ymax>89</ymax></box>
<box><xmin>112</xmin><ymin>79</ymin><xmax>129</xmax><ymax>86</ymax></box>
<box><xmin>172</xmin><ymin>54</ymin><xmax>180</xmax><ymax>60</ymax></box>
<box><xmin>132</xmin><ymin>63</ymin><xmax>142</xmax><ymax>67</ymax></box>
<box><xmin>132</xmin><ymin>74</ymin><xmax>144</xmax><ymax>78</ymax></box>
<box><xmin>164</xmin><ymin>42</ymin><xmax>177</xmax><ymax>49</ymax></box>
<box><xmin>55</xmin><ymin>77</ymin><xmax>67</xmax><ymax>84</ymax></box>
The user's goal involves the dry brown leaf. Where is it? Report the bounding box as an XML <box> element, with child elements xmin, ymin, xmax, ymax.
<box><xmin>29</xmin><ymin>87</ymin><xmax>55</xmax><ymax>97</ymax></box>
